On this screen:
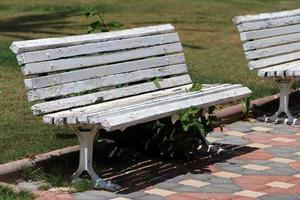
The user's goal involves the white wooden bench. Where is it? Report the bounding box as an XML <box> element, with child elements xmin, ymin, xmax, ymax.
<box><xmin>10</xmin><ymin>24</ymin><xmax>251</xmax><ymax>190</ymax></box>
<box><xmin>233</xmin><ymin>9</ymin><xmax>300</xmax><ymax>124</ymax></box>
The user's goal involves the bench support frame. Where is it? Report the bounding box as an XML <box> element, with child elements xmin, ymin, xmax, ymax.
<box><xmin>72</xmin><ymin>125</ymin><xmax>120</xmax><ymax>191</ymax></box>
<box><xmin>264</xmin><ymin>79</ymin><xmax>299</xmax><ymax>125</ymax></box>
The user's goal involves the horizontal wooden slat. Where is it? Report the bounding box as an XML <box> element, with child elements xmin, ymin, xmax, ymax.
<box><xmin>24</xmin><ymin>53</ymin><xmax>185</xmax><ymax>90</ymax></box>
<box><xmin>243</xmin><ymin>32</ymin><xmax>300</xmax><ymax>51</ymax></box>
<box><xmin>76</xmin><ymin>84</ymin><xmax>237</xmax><ymax>125</ymax></box>
<box><xmin>92</xmin><ymin>87</ymin><xmax>251</xmax><ymax>131</ymax></box>
<box><xmin>32</xmin><ymin>75</ymin><xmax>192</xmax><ymax>115</ymax></box>
<box><xmin>257</xmin><ymin>60</ymin><xmax>300</xmax><ymax>77</ymax></box>
<box><xmin>10</xmin><ymin>24</ymin><xmax>174</xmax><ymax>54</ymax></box>
<box><xmin>240</xmin><ymin>24</ymin><xmax>300</xmax><ymax>41</ymax></box>
<box><xmin>44</xmin><ymin>83</ymin><xmax>236</xmax><ymax>125</ymax></box>
<box><xmin>22</xmin><ymin>42</ymin><xmax>183</xmax><ymax>75</ymax></box>
<box><xmin>245</xmin><ymin>41</ymin><xmax>300</xmax><ymax>60</ymax></box>
<box><xmin>248</xmin><ymin>51</ymin><xmax>300</xmax><ymax>70</ymax></box>
<box><xmin>237</xmin><ymin>15</ymin><xmax>300</xmax><ymax>32</ymax></box>
<box><xmin>27</xmin><ymin>64</ymin><xmax>188</xmax><ymax>101</ymax></box>
<box><xmin>17</xmin><ymin>33</ymin><xmax>180</xmax><ymax>65</ymax></box>
<box><xmin>233</xmin><ymin>9</ymin><xmax>300</xmax><ymax>25</ymax></box>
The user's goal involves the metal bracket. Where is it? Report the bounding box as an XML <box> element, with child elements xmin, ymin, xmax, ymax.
<box><xmin>264</xmin><ymin>80</ymin><xmax>300</xmax><ymax>125</ymax></box>
<box><xmin>71</xmin><ymin>125</ymin><xmax>120</xmax><ymax>191</ymax></box>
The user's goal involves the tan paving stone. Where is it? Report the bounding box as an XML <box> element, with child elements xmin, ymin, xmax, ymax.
<box><xmin>241</xmin><ymin>164</ymin><xmax>270</xmax><ymax>171</ymax></box>
<box><xmin>266</xmin><ymin>181</ymin><xmax>295</xmax><ymax>189</ymax></box>
<box><xmin>206</xmin><ymin>136</ymin><xmax>221</xmax><ymax>143</ymax></box>
<box><xmin>270</xmin><ymin>157</ymin><xmax>295</xmax><ymax>164</ymax></box>
<box><xmin>234</xmin><ymin>190</ymin><xmax>266</xmax><ymax>198</ymax></box>
<box><xmin>225</xmin><ymin>131</ymin><xmax>246</xmax><ymax>137</ymax></box>
<box><xmin>251</xmin><ymin>126</ymin><xmax>273</xmax><ymax>132</ymax></box>
<box><xmin>294</xmin><ymin>152</ymin><xmax>300</xmax><ymax>156</ymax></box>
<box><xmin>212</xmin><ymin>171</ymin><xmax>242</xmax><ymax>178</ymax></box>
<box><xmin>246</xmin><ymin>143</ymin><xmax>272</xmax><ymax>149</ymax></box>
<box><xmin>145</xmin><ymin>188</ymin><xmax>176</xmax><ymax>197</ymax></box>
<box><xmin>179</xmin><ymin>179</ymin><xmax>210</xmax><ymax>188</ymax></box>
<box><xmin>294</xmin><ymin>174</ymin><xmax>300</xmax><ymax>178</ymax></box>
<box><xmin>295</xmin><ymin>133</ymin><xmax>300</xmax><ymax>136</ymax></box>
<box><xmin>110</xmin><ymin>198</ymin><xmax>132</xmax><ymax>200</ymax></box>
<box><xmin>271</xmin><ymin>137</ymin><xmax>296</xmax><ymax>143</ymax></box>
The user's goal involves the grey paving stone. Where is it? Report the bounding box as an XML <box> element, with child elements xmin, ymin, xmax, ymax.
<box><xmin>138</xmin><ymin>194</ymin><xmax>166</xmax><ymax>200</ymax></box>
<box><xmin>172</xmin><ymin>185</ymin><xmax>200</xmax><ymax>192</ymax></box>
<box><xmin>155</xmin><ymin>182</ymin><xmax>180</xmax><ymax>190</ymax></box>
<box><xmin>265</xmin><ymin>167</ymin><xmax>298</xmax><ymax>176</ymax></box>
<box><xmin>200</xmin><ymin>183</ymin><xmax>241</xmax><ymax>193</ymax></box>
<box><xmin>208</xmin><ymin>177</ymin><xmax>236</xmax><ymax>184</ymax></box>
<box><xmin>258</xmin><ymin>194</ymin><xmax>300</xmax><ymax>200</ymax></box>
<box><xmin>86</xmin><ymin>190</ymin><xmax>116</xmax><ymax>198</ymax></box>
<box><xmin>220</xmin><ymin>136</ymin><xmax>250</xmax><ymax>145</ymax></box>
<box><xmin>225</xmin><ymin>124</ymin><xmax>253</xmax><ymax>133</ymax></box>
<box><xmin>73</xmin><ymin>192</ymin><xmax>109</xmax><ymax>200</ymax></box>
<box><xmin>122</xmin><ymin>191</ymin><xmax>147</xmax><ymax>199</ymax></box>
<box><xmin>186</xmin><ymin>173</ymin><xmax>213</xmax><ymax>181</ymax></box>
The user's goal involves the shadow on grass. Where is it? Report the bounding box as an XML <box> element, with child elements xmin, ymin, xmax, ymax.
<box><xmin>0</xmin><ymin>11</ymin><xmax>83</xmax><ymax>40</ymax></box>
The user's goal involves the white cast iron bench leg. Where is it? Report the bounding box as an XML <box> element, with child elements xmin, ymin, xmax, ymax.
<box><xmin>264</xmin><ymin>80</ymin><xmax>300</xmax><ymax>125</ymax></box>
<box><xmin>72</xmin><ymin>125</ymin><xmax>120</xmax><ymax>191</ymax></box>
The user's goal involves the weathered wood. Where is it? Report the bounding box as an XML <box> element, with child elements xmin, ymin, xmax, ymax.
<box><xmin>248</xmin><ymin>51</ymin><xmax>300</xmax><ymax>70</ymax></box>
<box><xmin>77</xmin><ymin>84</ymin><xmax>239</xmax><ymax>125</ymax></box>
<box><xmin>98</xmin><ymin>87</ymin><xmax>251</xmax><ymax>131</ymax></box>
<box><xmin>32</xmin><ymin>75</ymin><xmax>192</xmax><ymax>115</ymax></box>
<box><xmin>243</xmin><ymin>32</ymin><xmax>300</xmax><ymax>51</ymax></box>
<box><xmin>17</xmin><ymin>33</ymin><xmax>180</xmax><ymax>65</ymax></box>
<box><xmin>240</xmin><ymin>24</ymin><xmax>300</xmax><ymax>41</ymax></box>
<box><xmin>245</xmin><ymin>41</ymin><xmax>300</xmax><ymax>60</ymax></box>
<box><xmin>22</xmin><ymin>42</ymin><xmax>183</xmax><ymax>75</ymax></box>
<box><xmin>10</xmin><ymin>24</ymin><xmax>175</xmax><ymax>54</ymax></box>
<box><xmin>236</xmin><ymin>15</ymin><xmax>300</xmax><ymax>32</ymax></box>
<box><xmin>257</xmin><ymin>60</ymin><xmax>300</xmax><ymax>77</ymax></box>
<box><xmin>44</xmin><ymin>83</ymin><xmax>237</xmax><ymax>125</ymax></box>
<box><xmin>233</xmin><ymin>9</ymin><xmax>300</xmax><ymax>25</ymax></box>
<box><xmin>24</xmin><ymin>53</ymin><xmax>185</xmax><ymax>90</ymax></box>
<box><xmin>27</xmin><ymin>64</ymin><xmax>188</xmax><ymax>101</ymax></box>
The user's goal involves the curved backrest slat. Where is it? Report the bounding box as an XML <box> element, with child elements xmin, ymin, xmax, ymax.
<box><xmin>10</xmin><ymin>24</ymin><xmax>192</xmax><ymax>115</ymax></box>
<box><xmin>234</xmin><ymin>9</ymin><xmax>300</xmax><ymax>70</ymax></box>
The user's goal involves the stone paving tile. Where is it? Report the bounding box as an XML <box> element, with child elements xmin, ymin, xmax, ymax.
<box><xmin>225</xmin><ymin>131</ymin><xmax>246</xmax><ymax>137</ymax></box>
<box><xmin>265</xmin><ymin>181</ymin><xmax>295</xmax><ymax>189</ymax></box>
<box><xmin>144</xmin><ymin>188</ymin><xmax>176</xmax><ymax>197</ymax></box>
<box><xmin>40</xmin><ymin>120</ymin><xmax>300</xmax><ymax>200</ymax></box>
<box><xmin>212</xmin><ymin>171</ymin><xmax>241</xmax><ymax>178</ymax></box>
<box><xmin>245</xmin><ymin>143</ymin><xmax>272</xmax><ymax>149</ymax></box>
<box><xmin>269</xmin><ymin>157</ymin><xmax>295</xmax><ymax>164</ymax></box>
<box><xmin>234</xmin><ymin>190</ymin><xmax>266</xmax><ymax>198</ymax></box>
<box><xmin>110</xmin><ymin>197</ymin><xmax>132</xmax><ymax>200</ymax></box>
<box><xmin>178</xmin><ymin>179</ymin><xmax>210</xmax><ymax>188</ymax></box>
<box><xmin>258</xmin><ymin>194</ymin><xmax>300</xmax><ymax>200</ymax></box>
<box><xmin>251</xmin><ymin>126</ymin><xmax>273</xmax><ymax>133</ymax></box>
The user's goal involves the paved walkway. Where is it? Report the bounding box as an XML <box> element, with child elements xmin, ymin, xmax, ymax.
<box><xmin>37</xmin><ymin>120</ymin><xmax>300</xmax><ymax>200</ymax></box>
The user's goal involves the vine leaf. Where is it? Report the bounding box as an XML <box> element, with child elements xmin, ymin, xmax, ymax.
<box><xmin>189</xmin><ymin>83</ymin><xmax>202</xmax><ymax>92</ymax></box>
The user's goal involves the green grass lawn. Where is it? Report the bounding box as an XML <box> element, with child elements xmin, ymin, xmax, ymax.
<box><xmin>0</xmin><ymin>0</ymin><xmax>300</xmax><ymax>164</ymax></box>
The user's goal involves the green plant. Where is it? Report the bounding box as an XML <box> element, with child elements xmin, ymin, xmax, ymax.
<box><xmin>0</xmin><ymin>186</ymin><xmax>34</xmax><ymax>200</ymax></box>
<box><xmin>189</xmin><ymin>83</ymin><xmax>202</xmax><ymax>92</ymax></box>
<box><xmin>71</xmin><ymin>179</ymin><xmax>91</xmax><ymax>192</ymax></box>
<box><xmin>85</xmin><ymin>8</ymin><xmax>123</xmax><ymax>33</ymax></box>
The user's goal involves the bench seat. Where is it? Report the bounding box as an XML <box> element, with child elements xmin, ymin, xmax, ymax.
<box><xmin>10</xmin><ymin>24</ymin><xmax>251</xmax><ymax>191</ymax></box>
<box><xmin>44</xmin><ymin>83</ymin><xmax>250</xmax><ymax>131</ymax></box>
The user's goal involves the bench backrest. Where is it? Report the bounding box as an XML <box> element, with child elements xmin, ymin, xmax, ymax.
<box><xmin>233</xmin><ymin>9</ymin><xmax>300</xmax><ymax>71</ymax></box>
<box><xmin>10</xmin><ymin>24</ymin><xmax>192</xmax><ymax>116</ymax></box>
